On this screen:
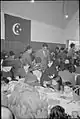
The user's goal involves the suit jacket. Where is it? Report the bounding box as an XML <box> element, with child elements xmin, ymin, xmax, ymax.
<box><xmin>35</xmin><ymin>49</ymin><xmax>50</xmax><ymax>70</ymax></box>
<box><xmin>68</xmin><ymin>48</ymin><xmax>75</xmax><ymax>57</ymax></box>
<box><xmin>22</xmin><ymin>51</ymin><xmax>32</xmax><ymax>66</ymax></box>
<box><xmin>58</xmin><ymin>52</ymin><xmax>67</xmax><ymax>60</ymax></box>
<box><xmin>40</xmin><ymin>64</ymin><xmax>58</xmax><ymax>86</ymax></box>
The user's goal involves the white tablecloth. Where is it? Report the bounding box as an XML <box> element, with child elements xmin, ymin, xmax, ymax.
<box><xmin>47</xmin><ymin>93</ymin><xmax>80</xmax><ymax>115</ymax></box>
<box><xmin>35</xmin><ymin>86</ymin><xmax>80</xmax><ymax>116</ymax></box>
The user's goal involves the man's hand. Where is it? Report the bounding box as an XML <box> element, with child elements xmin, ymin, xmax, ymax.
<box><xmin>48</xmin><ymin>74</ymin><xmax>55</xmax><ymax>79</ymax></box>
<box><xmin>48</xmin><ymin>61</ymin><xmax>53</xmax><ymax>67</ymax></box>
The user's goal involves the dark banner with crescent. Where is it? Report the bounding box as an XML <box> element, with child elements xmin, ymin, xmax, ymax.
<box><xmin>4</xmin><ymin>14</ymin><xmax>31</xmax><ymax>44</ymax></box>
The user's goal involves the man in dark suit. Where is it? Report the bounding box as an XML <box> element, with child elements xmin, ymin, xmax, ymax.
<box><xmin>67</xmin><ymin>43</ymin><xmax>75</xmax><ymax>58</ymax></box>
<box><xmin>40</xmin><ymin>63</ymin><xmax>63</xmax><ymax>91</ymax></box>
<box><xmin>35</xmin><ymin>43</ymin><xmax>50</xmax><ymax>71</ymax></box>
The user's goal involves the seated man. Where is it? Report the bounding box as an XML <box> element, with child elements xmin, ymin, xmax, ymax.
<box><xmin>40</xmin><ymin>63</ymin><xmax>63</xmax><ymax>91</ymax></box>
<box><xmin>10</xmin><ymin>58</ymin><xmax>26</xmax><ymax>79</ymax></box>
<box><xmin>7</xmin><ymin>51</ymin><xmax>15</xmax><ymax>60</ymax></box>
<box><xmin>62</xmin><ymin>82</ymin><xmax>73</xmax><ymax>99</ymax></box>
<box><xmin>2</xmin><ymin>51</ymin><xmax>15</xmax><ymax>67</ymax></box>
<box><xmin>1</xmin><ymin>51</ymin><xmax>9</xmax><ymax>61</ymax></box>
<box><xmin>24</xmin><ymin>71</ymin><xmax>40</xmax><ymax>86</ymax></box>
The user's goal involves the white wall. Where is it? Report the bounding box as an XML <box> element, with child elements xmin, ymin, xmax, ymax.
<box><xmin>1</xmin><ymin>7</ymin><xmax>65</xmax><ymax>44</ymax></box>
<box><xmin>64</xmin><ymin>10</ymin><xmax>79</xmax><ymax>42</ymax></box>
<box><xmin>1</xmin><ymin>1</ymin><xmax>65</xmax><ymax>28</ymax></box>
<box><xmin>1</xmin><ymin>1</ymin><xmax>79</xmax><ymax>45</ymax></box>
<box><xmin>31</xmin><ymin>20</ymin><xmax>64</xmax><ymax>44</ymax></box>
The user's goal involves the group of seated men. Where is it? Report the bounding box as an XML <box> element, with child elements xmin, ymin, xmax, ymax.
<box><xmin>1</xmin><ymin>42</ymin><xmax>80</xmax><ymax>119</ymax></box>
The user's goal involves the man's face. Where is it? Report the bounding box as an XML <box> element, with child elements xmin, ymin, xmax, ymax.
<box><xmin>12</xmin><ymin>55</ymin><xmax>15</xmax><ymax>59</ymax></box>
<box><xmin>60</xmin><ymin>50</ymin><xmax>63</xmax><ymax>53</ymax></box>
<box><xmin>72</xmin><ymin>45</ymin><xmax>75</xmax><ymax>50</ymax></box>
<box><xmin>56</xmin><ymin>49</ymin><xmax>59</xmax><ymax>53</ymax></box>
<box><xmin>43</xmin><ymin>46</ymin><xmax>47</xmax><ymax>50</ymax></box>
<box><xmin>64</xmin><ymin>85</ymin><xmax>71</xmax><ymax>93</ymax></box>
<box><xmin>28</xmin><ymin>48</ymin><xmax>32</xmax><ymax>54</ymax></box>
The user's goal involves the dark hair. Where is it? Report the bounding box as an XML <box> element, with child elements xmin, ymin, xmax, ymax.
<box><xmin>9</xmin><ymin>51</ymin><xmax>15</xmax><ymax>56</ymax></box>
<box><xmin>1</xmin><ymin>77</ymin><xmax>9</xmax><ymax>84</ymax></box>
<box><xmin>63</xmin><ymin>81</ymin><xmax>72</xmax><ymax>88</ymax></box>
<box><xmin>42</xmin><ymin>43</ymin><xmax>48</xmax><ymax>48</ymax></box>
<box><xmin>60</xmin><ymin>47</ymin><xmax>64</xmax><ymax>51</ymax></box>
<box><xmin>70</xmin><ymin>43</ymin><xmax>75</xmax><ymax>48</ymax></box>
<box><xmin>64</xmin><ymin>50</ymin><xmax>68</xmax><ymax>54</ymax></box>
<box><xmin>49</xmin><ymin>105</ymin><xmax>69</xmax><ymax>119</ymax></box>
<box><xmin>25</xmin><ymin>45</ymin><xmax>32</xmax><ymax>51</ymax></box>
<box><xmin>55</xmin><ymin>47</ymin><xmax>59</xmax><ymax>50</ymax></box>
<box><xmin>1</xmin><ymin>105</ymin><xmax>15</xmax><ymax>119</ymax></box>
<box><xmin>1</xmin><ymin>51</ymin><xmax>8</xmax><ymax>60</ymax></box>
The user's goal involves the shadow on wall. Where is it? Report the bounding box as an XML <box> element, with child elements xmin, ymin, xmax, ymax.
<box><xmin>1</xmin><ymin>39</ymin><xmax>65</xmax><ymax>54</ymax></box>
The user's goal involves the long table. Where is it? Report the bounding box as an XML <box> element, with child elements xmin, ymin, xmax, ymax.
<box><xmin>35</xmin><ymin>86</ymin><xmax>80</xmax><ymax>116</ymax></box>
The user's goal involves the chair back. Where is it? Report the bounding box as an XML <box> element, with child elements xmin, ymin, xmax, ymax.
<box><xmin>59</xmin><ymin>70</ymin><xmax>75</xmax><ymax>86</ymax></box>
<box><xmin>76</xmin><ymin>75</ymin><xmax>80</xmax><ymax>85</ymax></box>
<box><xmin>73</xmin><ymin>85</ymin><xmax>80</xmax><ymax>101</ymax></box>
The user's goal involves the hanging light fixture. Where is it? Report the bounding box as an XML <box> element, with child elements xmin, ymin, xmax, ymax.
<box><xmin>31</xmin><ymin>0</ymin><xmax>34</xmax><ymax>3</ymax></box>
<box><xmin>63</xmin><ymin>1</ymin><xmax>68</xmax><ymax>19</ymax></box>
<box><xmin>65</xmin><ymin>14</ymin><xmax>68</xmax><ymax>18</ymax></box>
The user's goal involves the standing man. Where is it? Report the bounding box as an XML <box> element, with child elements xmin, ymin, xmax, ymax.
<box><xmin>35</xmin><ymin>43</ymin><xmax>50</xmax><ymax>71</ymax></box>
<box><xmin>67</xmin><ymin>43</ymin><xmax>75</xmax><ymax>58</ymax></box>
<box><xmin>54</xmin><ymin>47</ymin><xmax>60</xmax><ymax>59</ymax></box>
<box><xmin>21</xmin><ymin>45</ymin><xmax>33</xmax><ymax>67</ymax></box>
<box><xmin>67</xmin><ymin>43</ymin><xmax>75</xmax><ymax>70</ymax></box>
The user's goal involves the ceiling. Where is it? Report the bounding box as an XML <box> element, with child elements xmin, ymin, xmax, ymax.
<box><xmin>1</xmin><ymin>1</ymin><xmax>79</xmax><ymax>29</ymax></box>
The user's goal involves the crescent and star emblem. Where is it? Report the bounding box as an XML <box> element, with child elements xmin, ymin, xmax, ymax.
<box><xmin>12</xmin><ymin>23</ymin><xmax>22</xmax><ymax>35</ymax></box>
